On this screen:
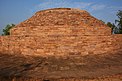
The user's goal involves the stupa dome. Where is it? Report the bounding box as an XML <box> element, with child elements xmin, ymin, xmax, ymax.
<box><xmin>10</xmin><ymin>8</ymin><xmax>111</xmax><ymax>35</ymax></box>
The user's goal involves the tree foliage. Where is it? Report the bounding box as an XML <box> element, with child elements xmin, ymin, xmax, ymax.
<box><xmin>2</xmin><ymin>24</ymin><xmax>15</xmax><ymax>36</ymax></box>
<box><xmin>107</xmin><ymin>10</ymin><xmax>122</xmax><ymax>34</ymax></box>
<box><xmin>115</xmin><ymin>10</ymin><xmax>122</xmax><ymax>34</ymax></box>
<box><xmin>107</xmin><ymin>22</ymin><xmax>116</xmax><ymax>33</ymax></box>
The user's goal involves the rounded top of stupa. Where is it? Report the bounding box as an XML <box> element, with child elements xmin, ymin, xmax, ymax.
<box><xmin>16</xmin><ymin>8</ymin><xmax>107</xmax><ymax>28</ymax></box>
<box><xmin>11</xmin><ymin>8</ymin><xmax>111</xmax><ymax>36</ymax></box>
<box><xmin>36</xmin><ymin>8</ymin><xmax>89</xmax><ymax>14</ymax></box>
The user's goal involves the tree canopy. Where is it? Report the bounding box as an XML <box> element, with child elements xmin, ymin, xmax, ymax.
<box><xmin>107</xmin><ymin>10</ymin><xmax>122</xmax><ymax>34</ymax></box>
<box><xmin>115</xmin><ymin>10</ymin><xmax>122</xmax><ymax>34</ymax></box>
<box><xmin>2</xmin><ymin>24</ymin><xmax>15</xmax><ymax>36</ymax></box>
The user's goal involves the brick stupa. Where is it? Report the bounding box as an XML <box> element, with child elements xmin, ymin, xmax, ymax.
<box><xmin>0</xmin><ymin>8</ymin><xmax>122</xmax><ymax>81</ymax></box>
<box><xmin>1</xmin><ymin>8</ymin><xmax>120</xmax><ymax>56</ymax></box>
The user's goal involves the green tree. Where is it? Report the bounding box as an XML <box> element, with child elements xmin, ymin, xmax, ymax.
<box><xmin>115</xmin><ymin>10</ymin><xmax>122</xmax><ymax>34</ymax></box>
<box><xmin>107</xmin><ymin>22</ymin><xmax>116</xmax><ymax>33</ymax></box>
<box><xmin>2</xmin><ymin>24</ymin><xmax>15</xmax><ymax>35</ymax></box>
<box><xmin>107</xmin><ymin>10</ymin><xmax>122</xmax><ymax>34</ymax></box>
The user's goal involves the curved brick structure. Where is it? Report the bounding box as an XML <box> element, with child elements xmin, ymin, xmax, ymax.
<box><xmin>0</xmin><ymin>8</ymin><xmax>122</xmax><ymax>56</ymax></box>
<box><xmin>11</xmin><ymin>8</ymin><xmax>111</xmax><ymax>35</ymax></box>
<box><xmin>0</xmin><ymin>8</ymin><xmax>122</xmax><ymax>81</ymax></box>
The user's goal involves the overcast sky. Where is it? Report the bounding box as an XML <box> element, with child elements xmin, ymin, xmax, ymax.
<box><xmin>0</xmin><ymin>0</ymin><xmax>122</xmax><ymax>34</ymax></box>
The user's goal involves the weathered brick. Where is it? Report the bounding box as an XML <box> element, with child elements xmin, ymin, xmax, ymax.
<box><xmin>0</xmin><ymin>8</ymin><xmax>122</xmax><ymax>56</ymax></box>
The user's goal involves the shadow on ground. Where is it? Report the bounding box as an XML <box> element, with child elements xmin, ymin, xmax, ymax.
<box><xmin>0</xmin><ymin>50</ymin><xmax>122</xmax><ymax>81</ymax></box>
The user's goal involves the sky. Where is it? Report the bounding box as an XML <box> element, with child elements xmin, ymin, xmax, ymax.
<box><xmin>0</xmin><ymin>0</ymin><xmax>122</xmax><ymax>34</ymax></box>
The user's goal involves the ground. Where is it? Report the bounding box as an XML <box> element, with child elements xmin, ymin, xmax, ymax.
<box><xmin>0</xmin><ymin>50</ymin><xmax>122</xmax><ymax>81</ymax></box>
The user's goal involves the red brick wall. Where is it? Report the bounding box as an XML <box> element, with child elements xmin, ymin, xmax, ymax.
<box><xmin>0</xmin><ymin>8</ymin><xmax>121</xmax><ymax>56</ymax></box>
<box><xmin>10</xmin><ymin>26</ymin><xmax>111</xmax><ymax>36</ymax></box>
<box><xmin>0</xmin><ymin>34</ymin><xmax>122</xmax><ymax>56</ymax></box>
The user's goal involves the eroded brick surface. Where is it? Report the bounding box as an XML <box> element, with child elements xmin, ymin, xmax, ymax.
<box><xmin>0</xmin><ymin>8</ymin><xmax>122</xmax><ymax>56</ymax></box>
